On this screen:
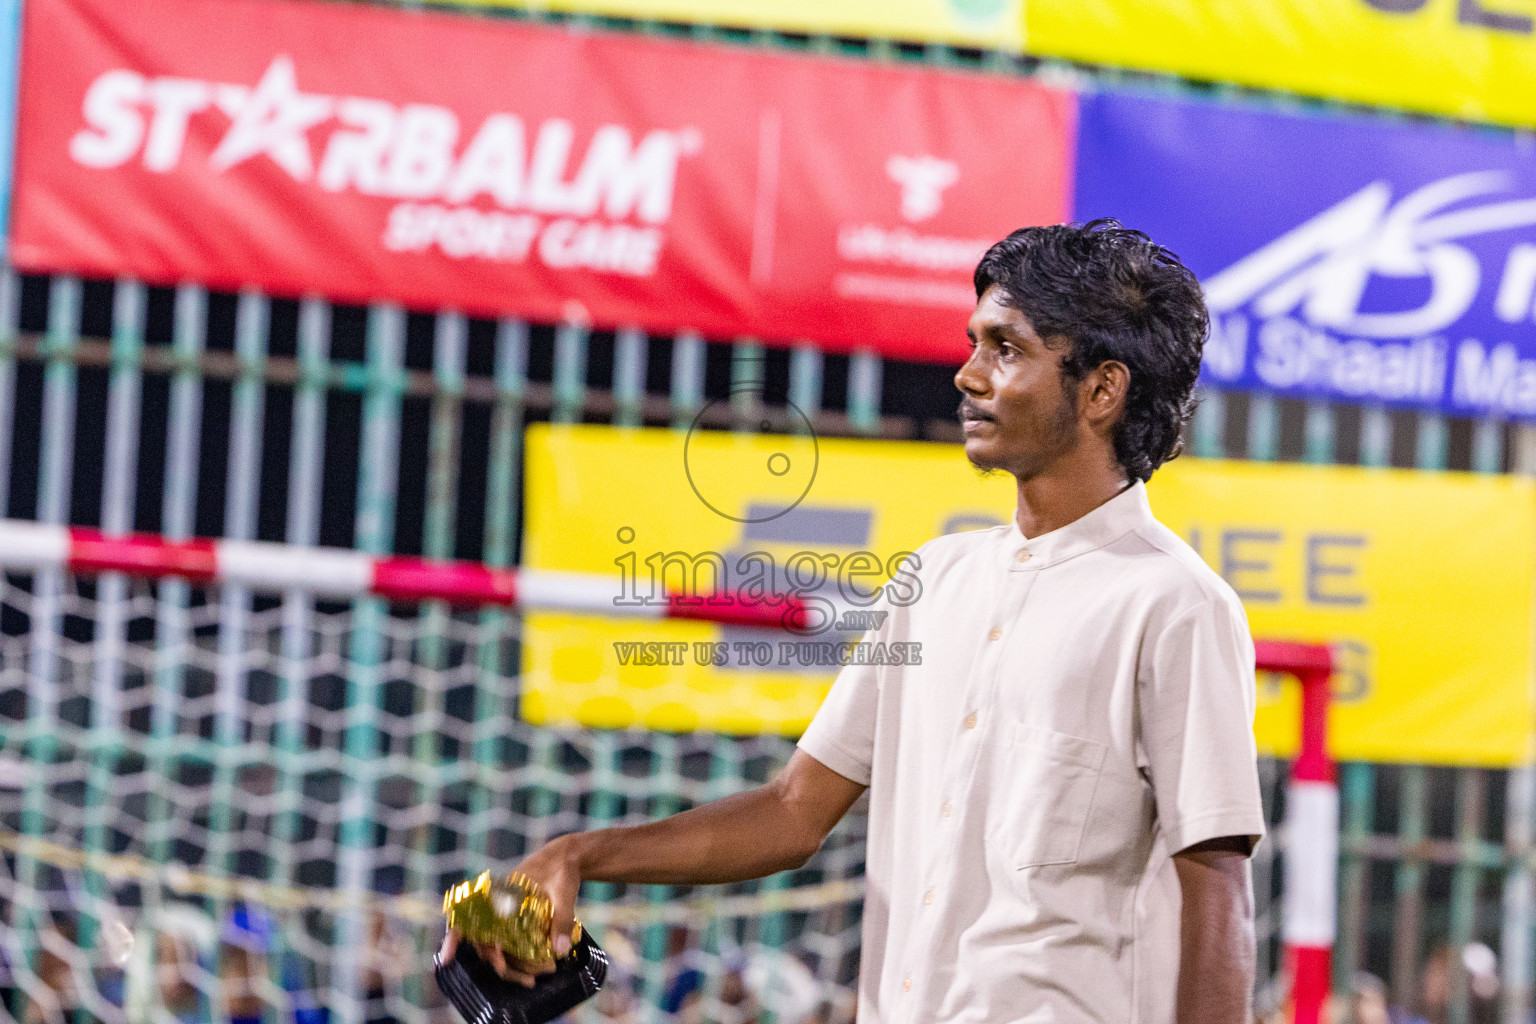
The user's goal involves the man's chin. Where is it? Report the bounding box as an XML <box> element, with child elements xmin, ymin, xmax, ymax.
<box><xmin>962</xmin><ymin>437</ymin><xmax>1007</xmax><ymax>474</ymax></box>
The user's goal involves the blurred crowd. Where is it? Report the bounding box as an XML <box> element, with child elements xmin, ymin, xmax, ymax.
<box><xmin>1258</xmin><ymin>942</ymin><xmax>1505</xmax><ymax>1024</ymax></box>
<box><xmin>0</xmin><ymin>906</ymin><xmax>848</xmax><ymax>1024</ymax></box>
<box><xmin>3</xmin><ymin>904</ymin><xmax>421</xmax><ymax>1024</ymax></box>
<box><xmin>3</xmin><ymin>908</ymin><xmax>1509</xmax><ymax>1024</ymax></box>
<box><xmin>5</xmin><ymin>904</ymin><xmax>1511</xmax><ymax>1024</ymax></box>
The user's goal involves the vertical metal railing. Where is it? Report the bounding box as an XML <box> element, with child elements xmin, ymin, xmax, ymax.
<box><xmin>334</xmin><ymin>303</ymin><xmax>405</xmax><ymax>1024</ymax></box>
<box><xmin>670</xmin><ymin>331</ymin><xmax>705</xmax><ymax>431</ymax></box>
<box><xmin>0</xmin><ymin>270</ymin><xmax>17</xmax><ymax>520</ymax></box>
<box><xmin>789</xmin><ymin>343</ymin><xmax>822</xmax><ymax>428</ymax></box>
<box><xmin>467</xmin><ymin>318</ymin><xmax>528</xmax><ymax>868</ymax></box>
<box><xmin>409</xmin><ymin>310</ymin><xmax>466</xmax><ymax>875</ymax></box>
<box><xmin>201</xmin><ymin>289</ymin><xmax>268</xmax><ymax>1022</ymax></box>
<box><xmin>269</xmin><ymin>295</ymin><xmax>331</xmax><ymax>1019</ymax></box>
<box><xmin>1504</xmin><ymin>722</ymin><xmax>1536</xmax><ymax>1023</ymax></box>
<box><xmin>404</xmin><ymin>310</ymin><xmax>467</xmax><ymax>1014</ymax></box>
<box><xmin>14</xmin><ymin>276</ymin><xmax>80</xmax><ymax>1009</ymax></box>
<box><xmin>140</xmin><ymin>283</ymin><xmax>207</xmax><ymax>1024</ymax></box>
<box><xmin>75</xmin><ymin>278</ymin><xmax>144</xmax><ymax>1012</ymax></box>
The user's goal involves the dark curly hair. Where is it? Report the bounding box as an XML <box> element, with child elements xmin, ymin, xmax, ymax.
<box><xmin>973</xmin><ymin>219</ymin><xmax>1208</xmax><ymax>483</ymax></box>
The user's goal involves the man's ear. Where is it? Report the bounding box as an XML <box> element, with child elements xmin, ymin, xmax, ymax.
<box><xmin>1082</xmin><ymin>360</ymin><xmax>1130</xmax><ymax>431</ymax></box>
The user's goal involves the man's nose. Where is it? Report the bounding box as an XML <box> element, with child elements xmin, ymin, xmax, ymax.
<box><xmin>955</xmin><ymin>353</ymin><xmax>987</xmax><ymax>396</ymax></box>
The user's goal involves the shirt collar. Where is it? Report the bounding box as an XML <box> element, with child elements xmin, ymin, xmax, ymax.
<box><xmin>1003</xmin><ymin>480</ymin><xmax>1151</xmax><ymax>570</ymax></box>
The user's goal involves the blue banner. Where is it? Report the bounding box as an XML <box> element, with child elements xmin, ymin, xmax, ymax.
<box><xmin>1074</xmin><ymin>92</ymin><xmax>1536</xmax><ymax>418</ymax></box>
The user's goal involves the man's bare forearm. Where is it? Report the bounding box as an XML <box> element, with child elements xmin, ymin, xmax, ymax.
<box><xmin>481</xmin><ymin>748</ymin><xmax>865</xmax><ymax>965</ymax></box>
<box><xmin>1174</xmin><ymin>837</ymin><xmax>1256</xmax><ymax>1024</ymax></box>
<box><xmin>564</xmin><ymin>785</ymin><xmax>822</xmax><ymax>885</ymax></box>
<box><xmin>441</xmin><ymin>750</ymin><xmax>866</xmax><ymax>983</ymax></box>
<box><xmin>565</xmin><ymin>750</ymin><xmax>863</xmax><ymax>884</ymax></box>
<box><xmin>568</xmin><ymin>749</ymin><xmax>866</xmax><ymax>884</ymax></box>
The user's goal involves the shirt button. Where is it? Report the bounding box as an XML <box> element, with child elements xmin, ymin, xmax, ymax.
<box><xmin>903</xmin><ymin>978</ymin><xmax>913</xmax><ymax>993</ymax></box>
<box><xmin>964</xmin><ymin>712</ymin><xmax>978</xmax><ymax>729</ymax></box>
<box><xmin>941</xmin><ymin>801</ymin><xmax>952</xmax><ymax>817</ymax></box>
<box><xmin>923</xmin><ymin>889</ymin><xmax>935</xmax><ymax>905</ymax></box>
<box><xmin>1015</xmin><ymin>549</ymin><xmax>1032</xmax><ymax>564</ymax></box>
<box><xmin>988</xmin><ymin>627</ymin><xmax>1002</xmax><ymax>641</ymax></box>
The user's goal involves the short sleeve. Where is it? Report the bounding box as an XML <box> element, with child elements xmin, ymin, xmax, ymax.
<box><xmin>797</xmin><ymin>658</ymin><xmax>879</xmax><ymax>786</ymax></box>
<box><xmin>1138</xmin><ymin>596</ymin><xmax>1267</xmax><ymax>854</ymax></box>
<box><xmin>796</xmin><ymin>587</ymin><xmax>900</xmax><ymax>787</ymax></box>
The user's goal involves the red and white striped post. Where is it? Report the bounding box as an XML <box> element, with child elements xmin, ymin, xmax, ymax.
<box><xmin>1255</xmin><ymin>640</ymin><xmax>1337</xmax><ymax>1024</ymax></box>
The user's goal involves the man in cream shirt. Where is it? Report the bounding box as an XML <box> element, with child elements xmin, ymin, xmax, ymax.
<box><xmin>445</xmin><ymin>220</ymin><xmax>1267</xmax><ymax>1023</ymax></box>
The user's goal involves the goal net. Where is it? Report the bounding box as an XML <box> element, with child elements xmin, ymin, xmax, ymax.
<box><xmin>0</xmin><ymin>568</ymin><xmax>868</xmax><ymax>1024</ymax></box>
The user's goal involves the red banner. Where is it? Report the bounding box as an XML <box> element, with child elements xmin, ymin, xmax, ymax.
<box><xmin>10</xmin><ymin>0</ymin><xmax>1072</xmax><ymax>362</ymax></box>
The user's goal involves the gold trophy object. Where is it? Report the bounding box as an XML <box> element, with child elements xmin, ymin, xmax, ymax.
<box><xmin>442</xmin><ymin>871</ymin><xmax>584</xmax><ymax>964</ymax></box>
<box><xmin>437</xmin><ymin>871</ymin><xmax>607</xmax><ymax>1024</ymax></box>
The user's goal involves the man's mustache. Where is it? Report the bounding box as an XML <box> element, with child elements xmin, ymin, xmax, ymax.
<box><xmin>957</xmin><ymin>399</ymin><xmax>995</xmax><ymax>422</ymax></box>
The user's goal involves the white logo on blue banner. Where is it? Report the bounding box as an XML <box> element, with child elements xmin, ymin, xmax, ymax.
<box><xmin>1074</xmin><ymin>92</ymin><xmax>1536</xmax><ymax>417</ymax></box>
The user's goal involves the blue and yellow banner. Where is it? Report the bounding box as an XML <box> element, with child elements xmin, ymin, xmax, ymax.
<box><xmin>522</xmin><ymin>424</ymin><xmax>1536</xmax><ymax>765</ymax></box>
<box><xmin>424</xmin><ymin>0</ymin><xmax>1536</xmax><ymax>128</ymax></box>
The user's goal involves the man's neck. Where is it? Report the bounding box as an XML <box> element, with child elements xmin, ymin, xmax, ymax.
<box><xmin>1013</xmin><ymin>456</ymin><xmax>1132</xmax><ymax>539</ymax></box>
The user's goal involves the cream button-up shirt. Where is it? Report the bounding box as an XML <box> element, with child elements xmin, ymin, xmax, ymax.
<box><xmin>798</xmin><ymin>481</ymin><xmax>1266</xmax><ymax>1024</ymax></box>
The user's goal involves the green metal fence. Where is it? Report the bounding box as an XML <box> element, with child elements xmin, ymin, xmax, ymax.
<box><xmin>0</xmin><ymin>273</ymin><xmax>888</xmax><ymax>1024</ymax></box>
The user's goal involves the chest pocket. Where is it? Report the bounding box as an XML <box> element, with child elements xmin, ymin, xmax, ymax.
<box><xmin>991</xmin><ymin>724</ymin><xmax>1107</xmax><ymax>869</ymax></box>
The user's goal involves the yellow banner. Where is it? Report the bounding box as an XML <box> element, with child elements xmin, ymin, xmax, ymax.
<box><xmin>521</xmin><ymin>424</ymin><xmax>1018</xmax><ymax>734</ymax></box>
<box><xmin>424</xmin><ymin>0</ymin><xmax>1023</xmax><ymax>50</ymax></box>
<box><xmin>1148</xmin><ymin>460</ymin><xmax>1536</xmax><ymax>765</ymax></box>
<box><xmin>1025</xmin><ymin>0</ymin><xmax>1536</xmax><ymax>128</ymax></box>
<box><xmin>522</xmin><ymin>424</ymin><xmax>1536</xmax><ymax>765</ymax></box>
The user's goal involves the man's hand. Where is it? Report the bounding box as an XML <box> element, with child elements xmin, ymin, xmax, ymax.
<box><xmin>1173</xmin><ymin>835</ymin><xmax>1256</xmax><ymax>1023</ymax></box>
<box><xmin>436</xmin><ymin>927</ymin><xmax>545</xmax><ymax>989</ymax></box>
<box><xmin>436</xmin><ymin>750</ymin><xmax>865</xmax><ymax>987</ymax></box>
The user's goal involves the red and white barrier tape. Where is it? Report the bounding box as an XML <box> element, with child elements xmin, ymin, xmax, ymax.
<box><xmin>0</xmin><ymin>519</ymin><xmax>805</xmax><ymax>629</ymax></box>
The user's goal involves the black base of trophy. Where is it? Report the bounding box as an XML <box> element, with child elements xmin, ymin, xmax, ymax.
<box><xmin>434</xmin><ymin>932</ymin><xmax>608</xmax><ymax>1024</ymax></box>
